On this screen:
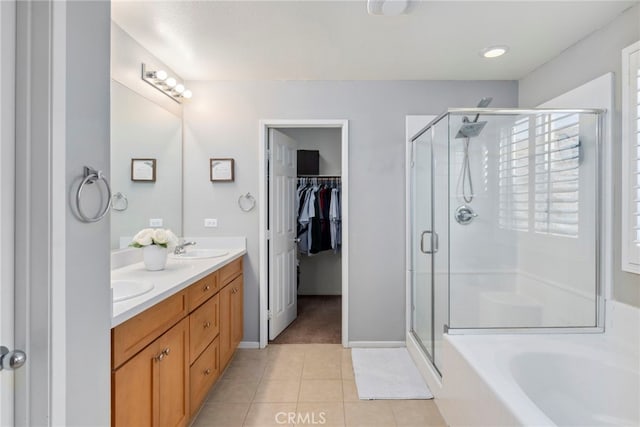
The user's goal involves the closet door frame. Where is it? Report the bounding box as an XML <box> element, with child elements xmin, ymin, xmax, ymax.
<box><xmin>258</xmin><ymin>119</ymin><xmax>349</xmax><ymax>349</ymax></box>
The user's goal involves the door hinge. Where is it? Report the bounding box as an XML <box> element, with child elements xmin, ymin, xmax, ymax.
<box><xmin>266</xmin><ymin>230</ymin><xmax>271</xmax><ymax>240</ymax></box>
<box><xmin>267</xmin><ymin>310</ymin><xmax>273</xmax><ymax>320</ymax></box>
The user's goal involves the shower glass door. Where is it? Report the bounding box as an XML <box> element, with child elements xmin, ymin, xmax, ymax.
<box><xmin>411</xmin><ymin>130</ymin><xmax>435</xmax><ymax>365</ymax></box>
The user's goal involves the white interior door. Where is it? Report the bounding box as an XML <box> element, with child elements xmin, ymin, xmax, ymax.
<box><xmin>268</xmin><ymin>128</ymin><xmax>298</xmax><ymax>339</ymax></box>
<box><xmin>0</xmin><ymin>1</ymin><xmax>16</xmax><ymax>424</ymax></box>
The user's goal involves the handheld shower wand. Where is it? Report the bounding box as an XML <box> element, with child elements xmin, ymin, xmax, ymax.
<box><xmin>456</xmin><ymin>97</ymin><xmax>493</xmax><ymax>204</ymax></box>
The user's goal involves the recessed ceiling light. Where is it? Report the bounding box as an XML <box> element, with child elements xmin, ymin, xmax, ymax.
<box><xmin>480</xmin><ymin>46</ymin><xmax>509</xmax><ymax>59</ymax></box>
<box><xmin>367</xmin><ymin>0</ymin><xmax>409</xmax><ymax>16</ymax></box>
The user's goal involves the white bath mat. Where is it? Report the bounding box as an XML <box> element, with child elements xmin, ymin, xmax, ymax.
<box><xmin>351</xmin><ymin>348</ymin><xmax>433</xmax><ymax>400</ymax></box>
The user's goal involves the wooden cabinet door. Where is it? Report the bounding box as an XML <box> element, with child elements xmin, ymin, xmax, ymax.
<box><xmin>219</xmin><ymin>275</ymin><xmax>243</xmax><ymax>369</ymax></box>
<box><xmin>112</xmin><ymin>318</ymin><xmax>189</xmax><ymax>427</ymax></box>
<box><xmin>112</xmin><ymin>340</ymin><xmax>156</xmax><ymax>427</ymax></box>
<box><xmin>218</xmin><ymin>283</ymin><xmax>233</xmax><ymax>369</ymax></box>
<box><xmin>231</xmin><ymin>276</ymin><xmax>243</xmax><ymax>349</ymax></box>
<box><xmin>157</xmin><ymin>318</ymin><xmax>190</xmax><ymax>427</ymax></box>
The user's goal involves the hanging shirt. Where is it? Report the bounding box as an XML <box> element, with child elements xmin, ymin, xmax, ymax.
<box><xmin>297</xmin><ymin>186</ymin><xmax>312</xmax><ymax>253</ymax></box>
<box><xmin>330</xmin><ymin>187</ymin><xmax>341</xmax><ymax>250</ymax></box>
<box><xmin>309</xmin><ymin>186</ymin><xmax>322</xmax><ymax>254</ymax></box>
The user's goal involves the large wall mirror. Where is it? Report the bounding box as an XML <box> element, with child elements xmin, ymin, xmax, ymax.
<box><xmin>110</xmin><ymin>80</ymin><xmax>182</xmax><ymax>249</ymax></box>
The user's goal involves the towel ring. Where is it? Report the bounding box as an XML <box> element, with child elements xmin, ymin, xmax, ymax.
<box><xmin>238</xmin><ymin>192</ymin><xmax>256</xmax><ymax>212</ymax></box>
<box><xmin>112</xmin><ymin>192</ymin><xmax>128</xmax><ymax>212</ymax></box>
<box><xmin>75</xmin><ymin>166</ymin><xmax>112</xmax><ymax>223</ymax></box>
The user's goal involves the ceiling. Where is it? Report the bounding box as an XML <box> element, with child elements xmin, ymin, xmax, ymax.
<box><xmin>112</xmin><ymin>0</ymin><xmax>638</xmax><ymax>81</ymax></box>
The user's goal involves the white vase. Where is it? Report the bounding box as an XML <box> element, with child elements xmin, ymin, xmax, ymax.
<box><xmin>143</xmin><ymin>245</ymin><xmax>168</xmax><ymax>271</ymax></box>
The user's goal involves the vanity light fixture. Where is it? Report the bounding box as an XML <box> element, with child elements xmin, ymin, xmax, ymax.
<box><xmin>480</xmin><ymin>45</ymin><xmax>509</xmax><ymax>59</ymax></box>
<box><xmin>141</xmin><ymin>63</ymin><xmax>192</xmax><ymax>103</ymax></box>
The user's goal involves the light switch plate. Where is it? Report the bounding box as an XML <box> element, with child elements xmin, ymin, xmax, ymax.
<box><xmin>149</xmin><ymin>218</ymin><xmax>163</xmax><ymax>227</ymax></box>
<box><xmin>204</xmin><ymin>218</ymin><xmax>218</xmax><ymax>228</ymax></box>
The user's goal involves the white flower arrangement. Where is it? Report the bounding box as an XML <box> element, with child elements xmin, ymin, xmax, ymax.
<box><xmin>130</xmin><ymin>228</ymin><xmax>179</xmax><ymax>248</ymax></box>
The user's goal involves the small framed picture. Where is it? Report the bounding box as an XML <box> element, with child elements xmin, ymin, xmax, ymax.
<box><xmin>131</xmin><ymin>158</ymin><xmax>156</xmax><ymax>182</ymax></box>
<box><xmin>210</xmin><ymin>158</ymin><xmax>234</xmax><ymax>182</ymax></box>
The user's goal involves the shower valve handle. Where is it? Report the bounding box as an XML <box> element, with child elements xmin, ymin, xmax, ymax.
<box><xmin>455</xmin><ymin>205</ymin><xmax>478</xmax><ymax>225</ymax></box>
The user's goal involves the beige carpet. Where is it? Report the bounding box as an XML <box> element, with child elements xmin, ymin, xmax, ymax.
<box><xmin>269</xmin><ymin>295</ymin><xmax>341</xmax><ymax>344</ymax></box>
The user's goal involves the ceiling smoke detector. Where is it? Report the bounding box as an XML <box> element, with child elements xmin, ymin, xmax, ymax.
<box><xmin>367</xmin><ymin>0</ymin><xmax>410</xmax><ymax>16</ymax></box>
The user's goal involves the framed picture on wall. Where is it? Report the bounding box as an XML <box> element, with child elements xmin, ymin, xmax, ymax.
<box><xmin>210</xmin><ymin>158</ymin><xmax>235</xmax><ymax>182</ymax></box>
<box><xmin>131</xmin><ymin>158</ymin><xmax>156</xmax><ymax>182</ymax></box>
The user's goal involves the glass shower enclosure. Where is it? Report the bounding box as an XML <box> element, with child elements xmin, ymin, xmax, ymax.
<box><xmin>409</xmin><ymin>108</ymin><xmax>604</xmax><ymax>373</ymax></box>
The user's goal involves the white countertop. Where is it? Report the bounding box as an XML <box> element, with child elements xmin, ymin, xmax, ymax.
<box><xmin>111</xmin><ymin>248</ymin><xmax>246</xmax><ymax>327</ymax></box>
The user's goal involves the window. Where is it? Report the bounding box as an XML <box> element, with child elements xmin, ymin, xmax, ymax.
<box><xmin>499</xmin><ymin>113</ymin><xmax>580</xmax><ymax>238</ymax></box>
<box><xmin>622</xmin><ymin>41</ymin><xmax>640</xmax><ymax>274</ymax></box>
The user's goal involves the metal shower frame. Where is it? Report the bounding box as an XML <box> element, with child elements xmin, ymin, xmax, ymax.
<box><xmin>409</xmin><ymin>107</ymin><xmax>606</xmax><ymax>340</ymax></box>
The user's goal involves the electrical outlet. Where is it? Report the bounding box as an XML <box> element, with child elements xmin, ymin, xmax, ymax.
<box><xmin>204</xmin><ymin>218</ymin><xmax>218</xmax><ymax>228</ymax></box>
<box><xmin>149</xmin><ymin>218</ymin><xmax>163</xmax><ymax>227</ymax></box>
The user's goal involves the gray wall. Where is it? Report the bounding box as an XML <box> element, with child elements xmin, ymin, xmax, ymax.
<box><xmin>65</xmin><ymin>2</ymin><xmax>112</xmax><ymax>424</ymax></box>
<box><xmin>519</xmin><ymin>4</ymin><xmax>640</xmax><ymax>308</ymax></box>
<box><xmin>16</xmin><ymin>1</ymin><xmax>111</xmax><ymax>425</ymax></box>
<box><xmin>183</xmin><ymin>80</ymin><xmax>518</xmax><ymax>342</ymax></box>
<box><xmin>286</xmin><ymin>127</ymin><xmax>342</xmax><ymax>176</ymax></box>
<box><xmin>281</xmin><ymin>128</ymin><xmax>342</xmax><ymax>296</ymax></box>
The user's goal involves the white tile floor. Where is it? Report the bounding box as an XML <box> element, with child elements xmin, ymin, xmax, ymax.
<box><xmin>191</xmin><ymin>344</ymin><xmax>446</xmax><ymax>427</ymax></box>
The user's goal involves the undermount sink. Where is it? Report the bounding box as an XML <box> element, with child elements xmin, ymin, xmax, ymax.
<box><xmin>169</xmin><ymin>249</ymin><xmax>229</xmax><ymax>260</ymax></box>
<box><xmin>111</xmin><ymin>279</ymin><xmax>154</xmax><ymax>302</ymax></box>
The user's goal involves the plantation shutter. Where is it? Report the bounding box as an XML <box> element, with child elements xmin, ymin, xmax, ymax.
<box><xmin>533</xmin><ymin>113</ymin><xmax>581</xmax><ymax>237</ymax></box>
<box><xmin>632</xmin><ymin>56</ymin><xmax>640</xmax><ymax>258</ymax></box>
<box><xmin>623</xmin><ymin>45</ymin><xmax>640</xmax><ymax>269</ymax></box>
<box><xmin>499</xmin><ymin>116</ymin><xmax>529</xmax><ymax>231</ymax></box>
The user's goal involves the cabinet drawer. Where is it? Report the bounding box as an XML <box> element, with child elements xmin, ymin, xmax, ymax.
<box><xmin>219</xmin><ymin>258</ymin><xmax>242</xmax><ymax>286</ymax></box>
<box><xmin>190</xmin><ymin>337</ymin><xmax>219</xmax><ymax>416</ymax></box>
<box><xmin>187</xmin><ymin>272</ymin><xmax>219</xmax><ymax>312</ymax></box>
<box><xmin>189</xmin><ymin>294</ymin><xmax>219</xmax><ymax>364</ymax></box>
<box><xmin>112</xmin><ymin>291</ymin><xmax>187</xmax><ymax>369</ymax></box>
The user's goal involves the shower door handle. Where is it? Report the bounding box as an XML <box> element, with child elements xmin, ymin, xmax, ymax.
<box><xmin>420</xmin><ymin>231</ymin><xmax>438</xmax><ymax>254</ymax></box>
<box><xmin>420</xmin><ymin>231</ymin><xmax>439</xmax><ymax>254</ymax></box>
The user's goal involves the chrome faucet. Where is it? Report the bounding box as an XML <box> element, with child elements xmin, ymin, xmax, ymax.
<box><xmin>174</xmin><ymin>241</ymin><xmax>196</xmax><ymax>255</ymax></box>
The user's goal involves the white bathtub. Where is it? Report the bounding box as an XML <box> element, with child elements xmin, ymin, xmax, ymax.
<box><xmin>435</xmin><ymin>301</ymin><xmax>640</xmax><ymax>427</ymax></box>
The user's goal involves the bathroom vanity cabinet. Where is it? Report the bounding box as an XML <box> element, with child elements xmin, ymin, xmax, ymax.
<box><xmin>111</xmin><ymin>257</ymin><xmax>244</xmax><ymax>427</ymax></box>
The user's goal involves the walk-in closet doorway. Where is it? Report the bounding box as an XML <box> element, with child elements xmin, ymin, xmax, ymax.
<box><xmin>259</xmin><ymin>120</ymin><xmax>349</xmax><ymax>348</ymax></box>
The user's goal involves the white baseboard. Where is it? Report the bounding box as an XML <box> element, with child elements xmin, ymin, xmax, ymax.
<box><xmin>348</xmin><ymin>341</ymin><xmax>405</xmax><ymax>348</ymax></box>
<box><xmin>238</xmin><ymin>341</ymin><xmax>260</xmax><ymax>349</ymax></box>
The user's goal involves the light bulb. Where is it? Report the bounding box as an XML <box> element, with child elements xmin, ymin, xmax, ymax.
<box><xmin>165</xmin><ymin>77</ymin><xmax>176</xmax><ymax>88</ymax></box>
<box><xmin>182</xmin><ymin>90</ymin><xmax>192</xmax><ymax>99</ymax></box>
<box><xmin>155</xmin><ymin>70</ymin><xmax>168</xmax><ymax>81</ymax></box>
<box><xmin>175</xmin><ymin>84</ymin><xmax>185</xmax><ymax>94</ymax></box>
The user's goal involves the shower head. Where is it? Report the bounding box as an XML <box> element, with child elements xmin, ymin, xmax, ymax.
<box><xmin>472</xmin><ymin>97</ymin><xmax>493</xmax><ymax>122</ymax></box>
<box><xmin>477</xmin><ymin>97</ymin><xmax>493</xmax><ymax>108</ymax></box>
<box><xmin>457</xmin><ymin>96</ymin><xmax>492</xmax><ymax>138</ymax></box>
<box><xmin>455</xmin><ymin>121</ymin><xmax>487</xmax><ymax>139</ymax></box>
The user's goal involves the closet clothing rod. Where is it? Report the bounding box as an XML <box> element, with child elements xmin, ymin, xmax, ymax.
<box><xmin>297</xmin><ymin>175</ymin><xmax>341</xmax><ymax>178</ymax></box>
